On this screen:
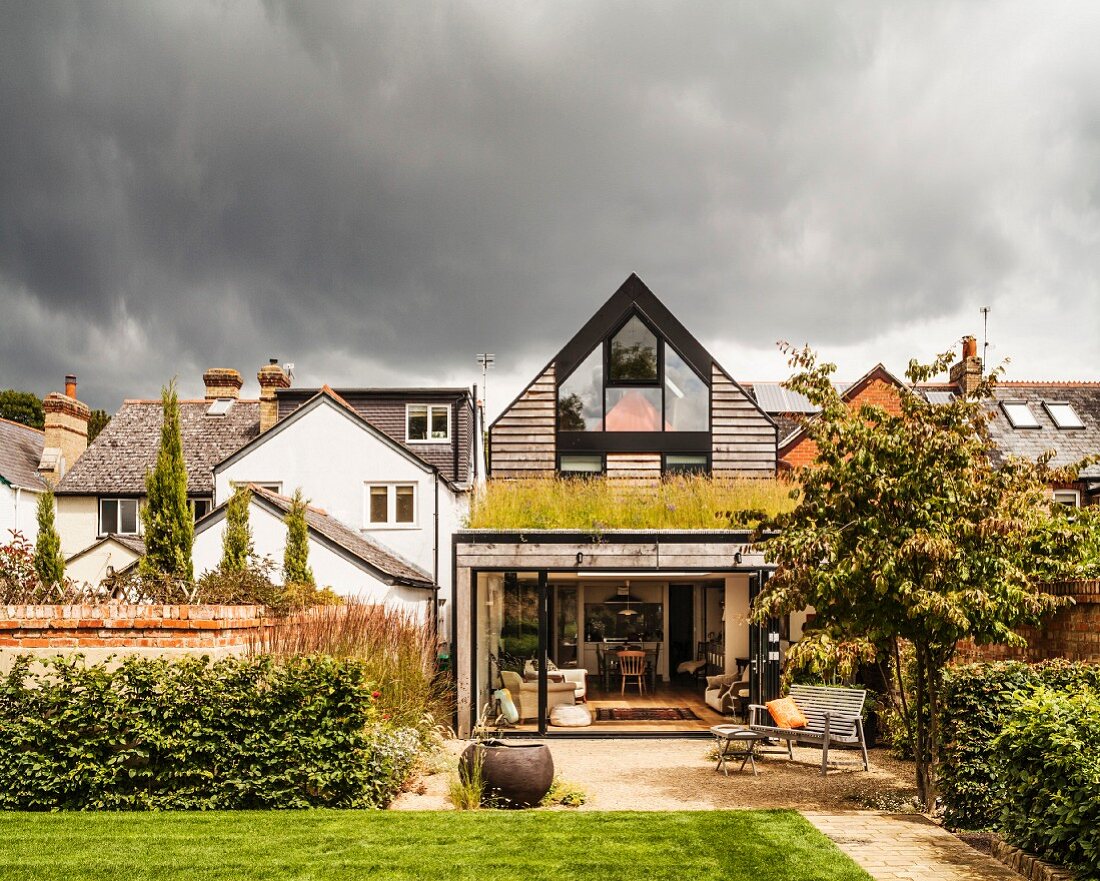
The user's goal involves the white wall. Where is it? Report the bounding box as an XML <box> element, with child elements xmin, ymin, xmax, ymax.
<box><xmin>214</xmin><ymin>398</ymin><xmax>467</xmax><ymax>607</ymax></box>
<box><xmin>67</xmin><ymin>540</ymin><xmax>141</xmax><ymax>588</ymax></box>
<box><xmin>56</xmin><ymin>495</ymin><xmax>102</xmax><ymax>558</ymax></box>
<box><xmin>0</xmin><ymin>484</ymin><xmax>40</xmax><ymax>545</ymax></box>
<box><xmin>724</xmin><ymin>574</ymin><xmax>751</xmax><ymax>674</ymax></box>
<box><xmin>193</xmin><ymin>501</ymin><xmax>430</xmax><ymax>613</ymax></box>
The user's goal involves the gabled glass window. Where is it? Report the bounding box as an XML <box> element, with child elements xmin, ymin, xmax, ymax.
<box><xmin>609</xmin><ymin>316</ymin><xmax>658</xmax><ymax>381</ymax></box>
<box><xmin>1043</xmin><ymin>402</ymin><xmax>1084</xmax><ymax>430</ymax></box>
<box><xmin>557</xmin><ymin>348</ymin><xmax>603</xmax><ymax>431</ymax></box>
<box><xmin>1001</xmin><ymin>401</ymin><xmax>1040</xmax><ymax>429</ymax></box>
<box><xmin>557</xmin><ymin>310</ymin><xmax>709</xmax><ymax>434</ymax></box>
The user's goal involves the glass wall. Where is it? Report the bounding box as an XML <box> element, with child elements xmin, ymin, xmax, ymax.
<box><xmin>557</xmin><ymin>348</ymin><xmax>603</xmax><ymax>431</ymax></box>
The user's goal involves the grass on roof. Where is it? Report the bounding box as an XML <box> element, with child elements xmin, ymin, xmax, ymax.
<box><xmin>0</xmin><ymin>809</ymin><xmax>871</xmax><ymax>881</ymax></box>
<box><xmin>466</xmin><ymin>475</ymin><xmax>798</xmax><ymax>530</ymax></box>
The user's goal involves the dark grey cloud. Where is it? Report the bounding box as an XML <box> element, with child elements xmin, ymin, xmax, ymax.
<box><xmin>1</xmin><ymin>1</ymin><xmax>1098</xmax><ymax>414</ymax></box>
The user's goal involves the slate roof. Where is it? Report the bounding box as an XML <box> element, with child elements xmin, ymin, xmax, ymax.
<box><xmin>0</xmin><ymin>418</ymin><xmax>45</xmax><ymax>492</ymax></box>
<box><xmin>249</xmin><ymin>486</ymin><xmax>434</xmax><ymax>587</ymax></box>
<box><xmin>984</xmin><ymin>384</ymin><xmax>1100</xmax><ymax>479</ymax></box>
<box><xmin>57</xmin><ymin>400</ymin><xmax>260</xmax><ymax>496</ymax></box>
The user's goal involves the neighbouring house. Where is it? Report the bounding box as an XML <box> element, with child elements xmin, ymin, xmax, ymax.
<box><xmin>203</xmin><ymin>383</ymin><xmax>475</xmax><ymax>624</ymax></box>
<box><xmin>0</xmin><ymin>417</ymin><xmax>45</xmax><ymax>544</ymax></box>
<box><xmin>455</xmin><ymin>274</ymin><xmax>797</xmax><ymax>737</ymax></box>
<box><xmin>53</xmin><ymin>368</ymin><xmax>261</xmax><ymax>585</ymax></box>
<box><xmin>193</xmin><ymin>485</ymin><xmax>436</xmax><ymax>612</ymax></box>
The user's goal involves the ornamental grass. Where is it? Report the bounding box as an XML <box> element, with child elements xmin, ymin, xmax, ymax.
<box><xmin>466</xmin><ymin>474</ymin><xmax>798</xmax><ymax>531</ymax></box>
<box><xmin>251</xmin><ymin>601</ymin><xmax>451</xmax><ymax>734</ymax></box>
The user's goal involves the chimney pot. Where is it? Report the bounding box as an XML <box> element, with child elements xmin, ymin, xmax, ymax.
<box><xmin>257</xmin><ymin>360</ymin><xmax>291</xmax><ymax>432</ymax></box>
<box><xmin>950</xmin><ymin>335</ymin><xmax>983</xmax><ymax>397</ymax></box>
<box><xmin>40</xmin><ymin>374</ymin><xmax>91</xmax><ymax>481</ymax></box>
<box><xmin>269</xmin><ymin>358</ymin><xmax>279</xmax><ymax>365</ymax></box>
<box><xmin>64</xmin><ymin>374</ymin><xmax>77</xmax><ymax>399</ymax></box>
<box><xmin>962</xmin><ymin>336</ymin><xmax>977</xmax><ymax>360</ymax></box>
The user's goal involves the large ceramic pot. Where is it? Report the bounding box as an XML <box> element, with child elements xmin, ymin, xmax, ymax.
<box><xmin>460</xmin><ymin>740</ymin><xmax>554</xmax><ymax>808</ymax></box>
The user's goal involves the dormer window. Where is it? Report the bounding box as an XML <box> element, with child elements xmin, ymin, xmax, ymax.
<box><xmin>1001</xmin><ymin>401</ymin><xmax>1040</xmax><ymax>429</ymax></box>
<box><xmin>1043</xmin><ymin>401</ymin><xmax>1084</xmax><ymax>430</ymax></box>
<box><xmin>406</xmin><ymin>404</ymin><xmax>450</xmax><ymax>442</ymax></box>
<box><xmin>557</xmin><ymin>310</ymin><xmax>709</xmax><ymax>434</ymax></box>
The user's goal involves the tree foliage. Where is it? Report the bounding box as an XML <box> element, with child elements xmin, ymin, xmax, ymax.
<box><xmin>220</xmin><ymin>485</ymin><xmax>254</xmax><ymax>572</ymax></box>
<box><xmin>33</xmin><ymin>485</ymin><xmax>65</xmax><ymax>588</ymax></box>
<box><xmin>0</xmin><ymin>390</ymin><xmax>44</xmax><ymax>429</ymax></box>
<box><xmin>283</xmin><ymin>488</ymin><xmax>314</xmax><ymax>586</ymax></box>
<box><xmin>754</xmin><ymin>343</ymin><xmax>1099</xmax><ymax>808</ymax></box>
<box><xmin>139</xmin><ymin>381</ymin><xmax>193</xmax><ymax>580</ymax></box>
<box><xmin>87</xmin><ymin>409</ymin><xmax>111</xmax><ymax>444</ymax></box>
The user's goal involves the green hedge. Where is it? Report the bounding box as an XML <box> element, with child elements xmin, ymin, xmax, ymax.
<box><xmin>940</xmin><ymin>660</ymin><xmax>1100</xmax><ymax>830</ymax></box>
<box><xmin>994</xmin><ymin>686</ymin><xmax>1100</xmax><ymax>879</ymax></box>
<box><xmin>0</xmin><ymin>654</ymin><xmax>420</xmax><ymax>810</ymax></box>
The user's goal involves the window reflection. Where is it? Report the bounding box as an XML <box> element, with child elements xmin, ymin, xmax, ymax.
<box><xmin>558</xmin><ymin>347</ymin><xmax>603</xmax><ymax>431</ymax></box>
<box><xmin>609</xmin><ymin>316</ymin><xmax>658</xmax><ymax>381</ymax></box>
<box><xmin>606</xmin><ymin>388</ymin><xmax>664</xmax><ymax>431</ymax></box>
<box><xmin>664</xmin><ymin>348</ymin><xmax>709</xmax><ymax>431</ymax></box>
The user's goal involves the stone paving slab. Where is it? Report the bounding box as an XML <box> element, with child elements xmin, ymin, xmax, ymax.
<box><xmin>804</xmin><ymin>812</ymin><xmax>1021</xmax><ymax>881</ymax></box>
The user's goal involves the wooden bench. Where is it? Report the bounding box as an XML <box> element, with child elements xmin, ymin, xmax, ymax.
<box><xmin>748</xmin><ymin>684</ymin><xmax>869</xmax><ymax>775</ymax></box>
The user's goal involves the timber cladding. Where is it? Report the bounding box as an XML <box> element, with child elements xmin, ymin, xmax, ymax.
<box><xmin>711</xmin><ymin>365</ymin><xmax>778</xmax><ymax>476</ymax></box>
<box><xmin>488</xmin><ymin>363</ymin><xmax>557</xmax><ymax>477</ymax></box>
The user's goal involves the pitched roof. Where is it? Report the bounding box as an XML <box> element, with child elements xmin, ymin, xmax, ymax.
<box><xmin>984</xmin><ymin>383</ymin><xmax>1100</xmax><ymax>478</ymax></box>
<box><xmin>57</xmin><ymin>400</ymin><xmax>260</xmax><ymax>496</ymax></box>
<box><xmin>199</xmin><ymin>485</ymin><xmax>435</xmax><ymax>588</ymax></box>
<box><xmin>0</xmin><ymin>418</ymin><xmax>45</xmax><ymax>492</ymax></box>
<box><xmin>66</xmin><ymin>533</ymin><xmax>146</xmax><ymax>564</ymax></box>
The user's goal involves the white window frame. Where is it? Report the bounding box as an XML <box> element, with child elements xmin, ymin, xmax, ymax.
<box><xmin>190</xmin><ymin>498</ymin><xmax>213</xmax><ymax>521</ymax></box>
<box><xmin>364</xmin><ymin>482</ymin><xmax>418</xmax><ymax>528</ymax></box>
<box><xmin>99</xmin><ymin>498</ymin><xmax>140</xmax><ymax>536</ymax></box>
<box><xmin>1053</xmin><ymin>489</ymin><xmax>1081</xmax><ymax>507</ymax></box>
<box><xmin>405</xmin><ymin>403</ymin><xmax>451</xmax><ymax>444</ymax></box>
<box><xmin>1000</xmin><ymin>401</ymin><xmax>1040</xmax><ymax>429</ymax></box>
<box><xmin>1042</xmin><ymin>401</ymin><xmax>1084</xmax><ymax>430</ymax></box>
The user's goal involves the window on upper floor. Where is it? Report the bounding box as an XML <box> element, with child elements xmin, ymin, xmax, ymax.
<box><xmin>1001</xmin><ymin>401</ymin><xmax>1040</xmax><ymax>429</ymax></box>
<box><xmin>230</xmin><ymin>481</ymin><xmax>282</xmax><ymax>495</ymax></box>
<box><xmin>1043</xmin><ymin>402</ymin><xmax>1084</xmax><ymax>430</ymax></box>
<box><xmin>366</xmin><ymin>483</ymin><xmax>416</xmax><ymax>526</ymax></box>
<box><xmin>1053</xmin><ymin>489</ymin><xmax>1081</xmax><ymax>507</ymax></box>
<box><xmin>557</xmin><ymin>311</ymin><xmax>709</xmax><ymax>435</ymax></box>
<box><xmin>407</xmin><ymin>404</ymin><xmax>450</xmax><ymax>443</ymax></box>
<box><xmin>190</xmin><ymin>498</ymin><xmax>212</xmax><ymax>521</ymax></box>
<box><xmin>100</xmin><ymin>498</ymin><xmax>139</xmax><ymax>536</ymax></box>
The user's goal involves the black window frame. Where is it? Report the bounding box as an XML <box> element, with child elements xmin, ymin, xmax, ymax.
<box><xmin>557</xmin><ymin>452</ymin><xmax>606</xmax><ymax>477</ymax></box>
<box><xmin>662</xmin><ymin>452</ymin><xmax>711</xmax><ymax>476</ymax></box>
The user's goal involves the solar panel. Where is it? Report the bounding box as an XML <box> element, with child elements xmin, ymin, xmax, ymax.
<box><xmin>923</xmin><ymin>390</ymin><xmax>955</xmax><ymax>405</ymax></box>
<box><xmin>750</xmin><ymin>382</ymin><xmax>851</xmax><ymax>413</ymax></box>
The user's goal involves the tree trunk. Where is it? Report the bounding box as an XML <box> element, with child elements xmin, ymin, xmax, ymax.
<box><xmin>913</xmin><ymin>642</ymin><xmax>933</xmax><ymax>810</ymax></box>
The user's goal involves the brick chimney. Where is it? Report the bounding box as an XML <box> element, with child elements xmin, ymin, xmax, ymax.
<box><xmin>949</xmin><ymin>335</ymin><xmax>983</xmax><ymax>397</ymax></box>
<box><xmin>257</xmin><ymin>359</ymin><xmax>290</xmax><ymax>432</ymax></box>
<box><xmin>203</xmin><ymin>368</ymin><xmax>243</xmax><ymax>400</ymax></box>
<box><xmin>38</xmin><ymin>374</ymin><xmax>91</xmax><ymax>483</ymax></box>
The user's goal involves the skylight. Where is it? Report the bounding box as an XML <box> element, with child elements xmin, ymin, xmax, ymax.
<box><xmin>1043</xmin><ymin>402</ymin><xmax>1084</xmax><ymax>430</ymax></box>
<box><xmin>1001</xmin><ymin>401</ymin><xmax>1040</xmax><ymax>429</ymax></box>
<box><xmin>207</xmin><ymin>398</ymin><xmax>234</xmax><ymax>416</ymax></box>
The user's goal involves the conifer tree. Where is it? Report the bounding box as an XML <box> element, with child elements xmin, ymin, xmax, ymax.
<box><xmin>282</xmin><ymin>488</ymin><xmax>314</xmax><ymax>586</ymax></box>
<box><xmin>33</xmin><ymin>484</ymin><xmax>65</xmax><ymax>587</ymax></box>
<box><xmin>221</xmin><ymin>485</ymin><xmax>253</xmax><ymax>572</ymax></box>
<box><xmin>140</xmin><ymin>381</ymin><xmax>193</xmax><ymax>580</ymax></box>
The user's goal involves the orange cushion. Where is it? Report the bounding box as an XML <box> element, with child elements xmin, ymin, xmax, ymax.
<box><xmin>767</xmin><ymin>697</ymin><xmax>808</xmax><ymax>729</ymax></box>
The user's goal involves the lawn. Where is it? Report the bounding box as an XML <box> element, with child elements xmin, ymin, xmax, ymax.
<box><xmin>0</xmin><ymin>810</ymin><xmax>870</xmax><ymax>881</ymax></box>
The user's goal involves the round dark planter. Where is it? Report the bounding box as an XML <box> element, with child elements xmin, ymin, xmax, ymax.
<box><xmin>460</xmin><ymin>740</ymin><xmax>554</xmax><ymax>808</ymax></box>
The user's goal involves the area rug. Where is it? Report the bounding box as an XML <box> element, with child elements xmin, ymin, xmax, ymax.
<box><xmin>595</xmin><ymin>707</ymin><xmax>701</xmax><ymax>722</ymax></box>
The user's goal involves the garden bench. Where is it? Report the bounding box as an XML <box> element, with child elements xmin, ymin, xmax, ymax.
<box><xmin>748</xmin><ymin>684</ymin><xmax>869</xmax><ymax>776</ymax></box>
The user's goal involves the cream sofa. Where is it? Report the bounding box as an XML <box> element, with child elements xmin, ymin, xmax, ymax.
<box><xmin>501</xmin><ymin>671</ymin><xmax>576</xmax><ymax>722</ymax></box>
<box><xmin>523</xmin><ymin>660</ymin><xmax>588</xmax><ymax>701</ymax></box>
<box><xmin>705</xmin><ymin>671</ymin><xmax>750</xmax><ymax>716</ymax></box>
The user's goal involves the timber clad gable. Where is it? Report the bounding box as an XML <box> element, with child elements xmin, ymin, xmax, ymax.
<box><xmin>489</xmin><ymin>364</ymin><xmax>557</xmax><ymax>478</ymax></box>
<box><xmin>711</xmin><ymin>365</ymin><xmax>778</xmax><ymax>476</ymax></box>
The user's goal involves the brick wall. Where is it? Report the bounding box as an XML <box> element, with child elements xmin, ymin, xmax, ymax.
<box><xmin>780</xmin><ymin>377</ymin><xmax>903</xmax><ymax>470</ymax></box>
<box><xmin>957</xmin><ymin>580</ymin><xmax>1100</xmax><ymax>663</ymax></box>
<box><xmin>0</xmin><ymin>604</ymin><xmax>267</xmax><ymax>668</ymax></box>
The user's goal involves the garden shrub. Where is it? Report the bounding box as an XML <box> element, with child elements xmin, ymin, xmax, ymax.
<box><xmin>994</xmin><ymin>686</ymin><xmax>1100</xmax><ymax>879</ymax></box>
<box><xmin>0</xmin><ymin>654</ymin><xmax>420</xmax><ymax>810</ymax></box>
<box><xmin>939</xmin><ymin>660</ymin><xmax>1100</xmax><ymax>830</ymax></box>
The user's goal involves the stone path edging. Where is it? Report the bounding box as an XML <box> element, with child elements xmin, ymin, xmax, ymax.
<box><xmin>803</xmin><ymin>811</ymin><xmax>1021</xmax><ymax>881</ymax></box>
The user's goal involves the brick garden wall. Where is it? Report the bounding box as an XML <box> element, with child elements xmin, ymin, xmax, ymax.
<box><xmin>957</xmin><ymin>580</ymin><xmax>1100</xmax><ymax>663</ymax></box>
<box><xmin>0</xmin><ymin>604</ymin><xmax>267</xmax><ymax>668</ymax></box>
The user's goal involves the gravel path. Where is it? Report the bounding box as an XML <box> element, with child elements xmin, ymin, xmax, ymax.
<box><xmin>391</xmin><ymin>739</ymin><xmax>918</xmax><ymax>811</ymax></box>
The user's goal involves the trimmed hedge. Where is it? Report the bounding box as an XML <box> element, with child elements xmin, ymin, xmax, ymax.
<box><xmin>940</xmin><ymin>660</ymin><xmax>1100</xmax><ymax>830</ymax></box>
<box><xmin>994</xmin><ymin>686</ymin><xmax>1100</xmax><ymax>879</ymax></box>
<box><xmin>0</xmin><ymin>654</ymin><xmax>420</xmax><ymax>810</ymax></box>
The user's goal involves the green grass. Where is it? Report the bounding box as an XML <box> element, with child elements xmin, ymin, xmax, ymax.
<box><xmin>0</xmin><ymin>810</ymin><xmax>869</xmax><ymax>881</ymax></box>
<box><xmin>466</xmin><ymin>475</ymin><xmax>798</xmax><ymax>530</ymax></box>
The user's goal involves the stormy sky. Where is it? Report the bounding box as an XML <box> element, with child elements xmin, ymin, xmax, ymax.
<box><xmin>2</xmin><ymin>1</ymin><xmax>1099</xmax><ymax>418</ymax></box>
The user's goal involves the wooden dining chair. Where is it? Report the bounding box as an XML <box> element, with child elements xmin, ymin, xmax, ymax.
<box><xmin>618</xmin><ymin>650</ymin><xmax>647</xmax><ymax>695</ymax></box>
